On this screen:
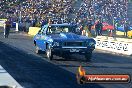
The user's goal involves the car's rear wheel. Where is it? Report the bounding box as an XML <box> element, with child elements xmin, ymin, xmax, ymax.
<box><xmin>46</xmin><ymin>45</ymin><xmax>53</xmax><ymax>60</ymax></box>
<box><xmin>35</xmin><ymin>46</ymin><xmax>41</xmax><ymax>54</ymax></box>
<box><xmin>85</xmin><ymin>52</ymin><xmax>92</xmax><ymax>62</ymax></box>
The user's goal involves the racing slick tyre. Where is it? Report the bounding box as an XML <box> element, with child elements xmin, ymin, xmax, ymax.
<box><xmin>35</xmin><ymin>46</ymin><xmax>41</xmax><ymax>54</ymax></box>
<box><xmin>85</xmin><ymin>52</ymin><xmax>92</xmax><ymax>62</ymax></box>
<box><xmin>46</xmin><ymin>45</ymin><xmax>53</xmax><ymax>60</ymax></box>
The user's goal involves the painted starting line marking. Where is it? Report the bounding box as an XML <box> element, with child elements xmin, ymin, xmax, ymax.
<box><xmin>0</xmin><ymin>65</ymin><xmax>23</xmax><ymax>88</ymax></box>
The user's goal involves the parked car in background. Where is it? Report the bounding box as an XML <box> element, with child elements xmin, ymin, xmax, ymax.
<box><xmin>102</xmin><ymin>22</ymin><xmax>114</xmax><ymax>31</ymax></box>
<box><xmin>92</xmin><ymin>22</ymin><xmax>114</xmax><ymax>31</ymax></box>
<box><xmin>33</xmin><ymin>23</ymin><xmax>96</xmax><ymax>61</ymax></box>
<box><xmin>117</xmin><ymin>25</ymin><xmax>132</xmax><ymax>32</ymax></box>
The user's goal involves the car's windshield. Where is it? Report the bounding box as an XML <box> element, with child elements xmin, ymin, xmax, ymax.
<box><xmin>47</xmin><ymin>25</ymin><xmax>77</xmax><ymax>34</ymax></box>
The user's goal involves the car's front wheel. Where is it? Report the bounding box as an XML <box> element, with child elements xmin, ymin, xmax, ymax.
<box><xmin>85</xmin><ymin>52</ymin><xmax>92</xmax><ymax>62</ymax></box>
<box><xmin>35</xmin><ymin>46</ymin><xmax>41</xmax><ymax>54</ymax></box>
<box><xmin>46</xmin><ymin>45</ymin><xmax>53</xmax><ymax>60</ymax></box>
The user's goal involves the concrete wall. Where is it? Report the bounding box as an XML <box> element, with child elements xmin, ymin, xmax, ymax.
<box><xmin>95</xmin><ymin>36</ymin><xmax>132</xmax><ymax>55</ymax></box>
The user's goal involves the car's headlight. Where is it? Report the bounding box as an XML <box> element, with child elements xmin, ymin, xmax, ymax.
<box><xmin>86</xmin><ymin>41</ymin><xmax>95</xmax><ymax>46</ymax></box>
<box><xmin>53</xmin><ymin>42</ymin><xmax>60</xmax><ymax>46</ymax></box>
<box><xmin>89</xmin><ymin>42</ymin><xmax>95</xmax><ymax>46</ymax></box>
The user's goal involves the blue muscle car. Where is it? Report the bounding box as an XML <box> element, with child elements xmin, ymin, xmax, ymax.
<box><xmin>33</xmin><ymin>23</ymin><xmax>96</xmax><ymax>61</ymax></box>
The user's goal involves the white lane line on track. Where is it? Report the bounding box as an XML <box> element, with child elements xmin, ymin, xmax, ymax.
<box><xmin>0</xmin><ymin>65</ymin><xmax>23</xmax><ymax>88</ymax></box>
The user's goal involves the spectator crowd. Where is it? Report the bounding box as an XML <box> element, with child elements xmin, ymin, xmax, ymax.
<box><xmin>76</xmin><ymin>0</ymin><xmax>129</xmax><ymax>25</ymax></box>
<box><xmin>0</xmin><ymin>0</ymin><xmax>131</xmax><ymax>36</ymax></box>
<box><xmin>0</xmin><ymin>0</ymin><xmax>75</xmax><ymax>25</ymax></box>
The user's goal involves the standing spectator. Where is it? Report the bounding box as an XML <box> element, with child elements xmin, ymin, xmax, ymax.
<box><xmin>83</xmin><ymin>25</ymin><xmax>89</xmax><ymax>36</ymax></box>
<box><xmin>115</xmin><ymin>22</ymin><xmax>119</xmax><ymax>30</ymax></box>
<box><xmin>79</xmin><ymin>25</ymin><xmax>83</xmax><ymax>34</ymax></box>
<box><xmin>113</xmin><ymin>21</ymin><xmax>119</xmax><ymax>39</ymax></box>
<box><xmin>23</xmin><ymin>21</ymin><xmax>26</xmax><ymax>32</ymax></box>
<box><xmin>18</xmin><ymin>21</ymin><xmax>23</xmax><ymax>31</ymax></box>
<box><xmin>95</xmin><ymin>21</ymin><xmax>100</xmax><ymax>36</ymax></box>
<box><xmin>25</xmin><ymin>21</ymin><xmax>31</xmax><ymax>32</ymax></box>
<box><xmin>33</xmin><ymin>20</ymin><xmax>36</xmax><ymax>27</ymax></box>
<box><xmin>124</xmin><ymin>22</ymin><xmax>129</xmax><ymax>37</ymax></box>
<box><xmin>87</xmin><ymin>20</ymin><xmax>92</xmax><ymax>34</ymax></box>
<box><xmin>4</xmin><ymin>18</ymin><xmax>11</xmax><ymax>38</ymax></box>
<box><xmin>99</xmin><ymin>21</ymin><xmax>103</xmax><ymax>35</ymax></box>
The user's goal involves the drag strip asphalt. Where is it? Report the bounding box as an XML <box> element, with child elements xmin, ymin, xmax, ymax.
<box><xmin>0</xmin><ymin>32</ymin><xmax>132</xmax><ymax>88</ymax></box>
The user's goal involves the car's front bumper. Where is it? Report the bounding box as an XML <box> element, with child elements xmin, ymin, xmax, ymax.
<box><xmin>52</xmin><ymin>46</ymin><xmax>95</xmax><ymax>55</ymax></box>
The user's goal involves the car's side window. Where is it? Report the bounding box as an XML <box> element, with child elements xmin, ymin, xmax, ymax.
<box><xmin>39</xmin><ymin>27</ymin><xmax>45</xmax><ymax>34</ymax></box>
<box><xmin>42</xmin><ymin>26</ymin><xmax>48</xmax><ymax>35</ymax></box>
<box><xmin>38</xmin><ymin>30</ymin><xmax>42</xmax><ymax>35</ymax></box>
<box><xmin>38</xmin><ymin>26</ymin><xmax>47</xmax><ymax>35</ymax></box>
<box><xmin>47</xmin><ymin>26</ymin><xmax>54</xmax><ymax>34</ymax></box>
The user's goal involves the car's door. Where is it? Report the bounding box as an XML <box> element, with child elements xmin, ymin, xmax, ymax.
<box><xmin>35</xmin><ymin>29</ymin><xmax>43</xmax><ymax>49</ymax></box>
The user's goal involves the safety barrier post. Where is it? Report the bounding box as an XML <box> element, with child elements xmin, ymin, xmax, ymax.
<box><xmin>16</xmin><ymin>23</ymin><xmax>19</xmax><ymax>32</ymax></box>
